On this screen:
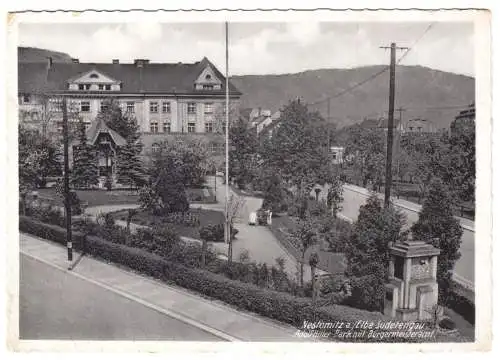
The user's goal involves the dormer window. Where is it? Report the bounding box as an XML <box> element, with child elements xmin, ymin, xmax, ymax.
<box><xmin>98</xmin><ymin>84</ymin><xmax>104</xmax><ymax>90</ymax></box>
<box><xmin>203</xmin><ymin>85</ymin><xmax>214</xmax><ymax>90</ymax></box>
<box><xmin>90</xmin><ymin>73</ymin><xmax>99</xmax><ymax>79</ymax></box>
<box><xmin>205</xmin><ymin>74</ymin><xmax>212</xmax><ymax>80</ymax></box>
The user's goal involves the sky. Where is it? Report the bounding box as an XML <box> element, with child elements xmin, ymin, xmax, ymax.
<box><xmin>18</xmin><ymin>22</ymin><xmax>474</xmax><ymax>76</ymax></box>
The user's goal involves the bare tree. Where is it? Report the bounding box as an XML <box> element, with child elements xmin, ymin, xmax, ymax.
<box><xmin>226</xmin><ymin>192</ymin><xmax>246</xmax><ymax>264</ymax></box>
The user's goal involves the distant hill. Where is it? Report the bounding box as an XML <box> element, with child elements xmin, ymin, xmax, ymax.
<box><xmin>17</xmin><ymin>46</ymin><xmax>474</xmax><ymax>130</ymax></box>
<box><xmin>231</xmin><ymin>66</ymin><xmax>475</xmax><ymax>129</ymax></box>
<box><xmin>18</xmin><ymin>46</ymin><xmax>73</xmax><ymax>63</ymax></box>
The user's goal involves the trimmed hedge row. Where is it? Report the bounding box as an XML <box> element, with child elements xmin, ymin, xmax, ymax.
<box><xmin>20</xmin><ymin>217</ymin><xmax>469</xmax><ymax>342</ymax></box>
<box><xmin>19</xmin><ymin>216</ymin><xmax>387</xmax><ymax>328</ymax></box>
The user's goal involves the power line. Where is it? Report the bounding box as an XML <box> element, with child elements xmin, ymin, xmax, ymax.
<box><xmin>308</xmin><ymin>22</ymin><xmax>436</xmax><ymax>108</ymax></box>
<box><xmin>396</xmin><ymin>23</ymin><xmax>435</xmax><ymax>65</ymax></box>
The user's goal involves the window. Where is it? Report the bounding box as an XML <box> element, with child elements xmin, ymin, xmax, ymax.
<box><xmin>105</xmin><ymin>84</ymin><xmax>111</xmax><ymax>91</ymax></box>
<box><xmin>204</xmin><ymin>122</ymin><xmax>213</xmax><ymax>133</ymax></box>
<box><xmin>78</xmin><ymin>84</ymin><xmax>85</xmax><ymax>91</ymax></box>
<box><xmin>209</xmin><ymin>143</ymin><xmax>217</xmax><ymax>154</ymax></box>
<box><xmin>203</xmin><ymin>84</ymin><xmax>214</xmax><ymax>90</ymax></box>
<box><xmin>205</xmin><ymin>74</ymin><xmax>212</xmax><ymax>80</ymax></box>
<box><xmin>49</xmin><ymin>98</ymin><xmax>62</xmax><ymax>112</ymax></box>
<box><xmin>151</xmin><ymin>143</ymin><xmax>160</xmax><ymax>153</ymax></box>
<box><xmin>126</xmin><ymin>101</ymin><xmax>135</xmax><ymax>113</ymax></box>
<box><xmin>204</xmin><ymin>103</ymin><xmax>213</xmax><ymax>114</ymax></box>
<box><xmin>22</xmin><ymin>94</ymin><xmax>31</xmax><ymax>103</ymax></box>
<box><xmin>98</xmin><ymin>84</ymin><xmax>104</xmax><ymax>90</ymax></box>
<box><xmin>162</xmin><ymin>102</ymin><xmax>171</xmax><ymax>113</ymax></box>
<box><xmin>149</xmin><ymin>101</ymin><xmax>159</xmax><ymax>113</ymax></box>
<box><xmin>163</xmin><ymin>122</ymin><xmax>171</xmax><ymax>133</ymax></box>
<box><xmin>80</xmin><ymin>101</ymin><xmax>91</xmax><ymax>112</ymax></box>
<box><xmin>150</xmin><ymin>121</ymin><xmax>159</xmax><ymax>133</ymax></box>
<box><xmin>187</xmin><ymin>122</ymin><xmax>196</xmax><ymax>133</ymax></box>
<box><xmin>187</xmin><ymin>102</ymin><xmax>196</xmax><ymax>114</ymax></box>
<box><xmin>100</xmin><ymin>102</ymin><xmax>109</xmax><ymax>113</ymax></box>
<box><xmin>85</xmin><ymin>84</ymin><xmax>91</xmax><ymax>90</ymax></box>
<box><xmin>90</xmin><ymin>73</ymin><xmax>99</xmax><ymax>79</ymax></box>
<box><xmin>149</xmin><ymin>101</ymin><xmax>158</xmax><ymax>113</ymax></box>
<box><xmin>84</xmin><ymin>121</ymin><xmax>91</xmax><ymax>131</ymax></box>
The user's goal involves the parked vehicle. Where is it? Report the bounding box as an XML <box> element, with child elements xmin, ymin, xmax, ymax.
<box><xmin>248</xmin><ymin>211</ymin><xmax>257</xmax><ymax>225</ymax></box>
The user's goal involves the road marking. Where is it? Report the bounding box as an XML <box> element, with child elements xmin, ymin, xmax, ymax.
<box><xmin>20</xmin><ymin>251</ymin><xmax>240</xmax><ymax>342</ymax></box>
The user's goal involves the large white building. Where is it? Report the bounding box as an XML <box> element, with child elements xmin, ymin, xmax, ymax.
<box><xmin>18</xmin><ymin>56</ymin><xmax>241</xmax><ymax>148</ymax></box>
<box><xmin>18</xmin><ymin>56</ymin><xmax>241</xmax><ymax>184</ymax></box>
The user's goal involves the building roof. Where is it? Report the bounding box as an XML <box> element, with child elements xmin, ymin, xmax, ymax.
<box><xmin>86</xmin><ymin>117</ymin><xmax>127</xmax><ymax>147</ymax></box>
<box><xmin>390</xmin><ymin>240</ymin><xmax>440</xmax><ymax>258</ymax></box>
<box><xmin>359</xmin><ymin>118</ymin><xmax>380</xmax><ymax>129</ymax></box>
<box><xmin>18</xmin><ymin>57</ymin><xmax>241</xmax><ymax>96</ymax></box>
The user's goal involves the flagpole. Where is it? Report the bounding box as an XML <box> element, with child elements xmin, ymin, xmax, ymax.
<box><xmin>224</xmin><ymin>22</ymin><xmax>230</xmax><ymax>249</ymax></box>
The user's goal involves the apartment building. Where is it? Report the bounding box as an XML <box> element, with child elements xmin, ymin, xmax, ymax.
<box><xmin>18</xmin><ymin>56</ymin><xmax>242</xmax><ymax>151</ymax></box>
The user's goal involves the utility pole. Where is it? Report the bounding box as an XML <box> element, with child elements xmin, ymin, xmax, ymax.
<box><xmin>380</xmin><ymin>43</ymin><xmax>408</xmax><ymax>208</ymax></box>
<box><xmin>62</xmin><ymin>96</ymin><xmax>73</xmax><ymax>263</ymax></box>
<box><xmin>327</xmin><ymin>98</ymin><xmax>331</xmax><ymax>151</ymax></box>
<box><xmin>224</xmin><ymin>21</ymin><xmax>231</xmax><ymax>263</ymax></box>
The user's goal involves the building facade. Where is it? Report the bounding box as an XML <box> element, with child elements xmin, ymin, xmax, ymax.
<box><xmin>451</xmin><ymin>103</ymin><xmax>475</xmax><ymax>136</ymax></box>
<box><xmin>18</xmin><ymin>57</ymin><xmax>242</xmax><ymax>155</ymax></box>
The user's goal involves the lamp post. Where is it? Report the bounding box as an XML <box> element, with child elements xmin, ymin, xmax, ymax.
<box><xmin>214</xmin><ymin>164</ymin><xmax>217</xmax><ymax>202</ymax></box>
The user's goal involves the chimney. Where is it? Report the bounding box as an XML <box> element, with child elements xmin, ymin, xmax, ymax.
<box><xmin>112</xmin><ymin>59</ymin><xmax>119</xmax><ymax>64</ymax></box>
<box><xmin>46</xmin><ymin>56</ymin><xmax>53</xmax><ymax>69</ymax></box>
<box><xmin>134</xmin><ymin>59</ymin><xmax>150</xmax><ymax>68</ymax></box>
<box><xmin>71</xmin><ymin>58</ymin><xmax>79</xmax><ymax>64</ymax></box>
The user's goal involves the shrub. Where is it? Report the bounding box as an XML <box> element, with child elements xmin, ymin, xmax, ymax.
<box><xmin>199</xmin><ymin>223</ymin><xmax>238</xmax><ymax>243</ymax></box>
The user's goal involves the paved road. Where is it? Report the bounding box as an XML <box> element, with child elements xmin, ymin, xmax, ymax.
<box><xmin>205</xmin><ymin>177</ymin><xmax>311</xmax><ymax>281</ymax></box>
<box><xmin>19</xmin><ymin>254</ymin><xmax>222</xmax><ymax>341</ymax></box>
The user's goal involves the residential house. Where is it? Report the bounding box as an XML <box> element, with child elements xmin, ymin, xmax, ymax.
<box><xmin>451</xmin><ymin>102</ymin><xmax>475</xmax><ymax>136</ymax></box>
<box><xmin>403</xmin><ymin>118</ymin><xmax>436</xmax><ymax>133</ymax></box>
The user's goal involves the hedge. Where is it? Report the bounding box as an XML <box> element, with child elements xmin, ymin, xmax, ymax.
<box><xmin>20</xmin><ymin>216</ymin><xmax>467</xmax><ymax>342</ymax></box>
<box><xmin>19</xmin><ymin>217</ymin><xmax>386</xmax><ymax>323</ymax></box>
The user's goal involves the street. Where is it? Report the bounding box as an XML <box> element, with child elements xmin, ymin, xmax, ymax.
<box><xmin>19</xmin><ymin>254</ymin><xmax>223</xmax><ymax>341</ymax></box>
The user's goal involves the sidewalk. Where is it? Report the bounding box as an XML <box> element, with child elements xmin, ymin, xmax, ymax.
<box><xmin>20</xmin><ymin>233</ymin><xmax>308</xmax><ymax>342</ymax></box>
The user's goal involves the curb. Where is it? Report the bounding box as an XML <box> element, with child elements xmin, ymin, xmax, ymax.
<box><xmin>20</xmin><ymin>250</ymin><xmax>240</xmax><ymax>342</ymax></box>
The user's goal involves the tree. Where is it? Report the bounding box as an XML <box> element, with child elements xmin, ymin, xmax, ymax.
<box><xmin>150</xmin><ymin>165</ymin><xmax>189</xmax><ymax>215</ymax></box>
<box><xmin>116</xmin><ymin>136</ymin><xmax>147</xmax><ymax>188</ymax></box>
<box><xmin>260</xmin><ymin>100</ymin><xmax>330</xmax><ymax>195</ymax></box>
<box><xmin>229</xmin><ymin>116</ymin><xmax>259</xmax><ymax>188</ymax></box>
<box><xmin>226</xmin><ymin>193</ymin><xmax>246</xmax><ymax>264</ymax></box>
<box><xmin>344</xmin><ymin>194</ymin><xmax>407</xmax><ymax>311</ymax></box>
<box><xmin>290</xmin><ymin>219</ymin><xmax>317</xmax><ymax>290</ymax></box>
<box><xmin>18</xmin><ymin>125</ymin><xmax>61</xmax><ymax>193</ymax></box>
<box><xmin>401</xmin><ymin>133</ymin><xmax>449</xmax><ymax>203</ymax></box>
<box><xmin>261</xmin><ymin>172</ymin><xmax>288</xmax><ymax>213</ymax></box>
<box><xmin>97</xmin><ymin>99</ymin><xmax>146</xmax><ymax>187</ymax></box>
<box><xmin>153</xmin><ymin>137</ymin><xmax>208</xmax><ymax>188</ymax></box>
<box><xmin>411</xmin><ymin>178</ymin><xmax>463</xmax><ymax>304</ymax></box>
<box><xmin>326</xmin><ymin>176</ymin><xmax>344</xmax><ymax>217</ymax></box>
<box><xmin>445</xmin><ymin>117</ymin><xmax>475</xmax><ymax>204</ymax></box>
<box><xmin>340</xmin><ymin>125</ymin><xmax>386</xmax><ymax>187</ymax></box>
<box><xmin>71</xmin><ymin>122</ymin><xmax>99</xmax><ymax>189</ymax></box>
<box><xmin>98</xmin><ymin>99</ymin><xmax>137</xmax><ymax>140</ymax></box>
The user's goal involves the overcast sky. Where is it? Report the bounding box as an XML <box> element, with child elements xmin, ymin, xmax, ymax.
<box><xmin>18</xmin><ymin>22</ymin><xmax>474</xmax><ymax>76</ymax></box>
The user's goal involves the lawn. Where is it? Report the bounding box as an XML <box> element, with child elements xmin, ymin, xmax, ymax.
<box><xmin>37</xmin><ymin>188</ymin><xmax>140</xmax><ymax>207</ymax></box>
<box><xmin>186</xmin><ymin>187</ymin><xmax>216</xmax><ymax>204</ymax></box>
<box><xmin>111</xmin><ymin>208</ymin><xmax>224</xmax><ymax>240</ymax></box>
<box><xmin>37</xmin><ymin>187</ymin><xmax>218</xmax><ymax>208</ymax></box>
